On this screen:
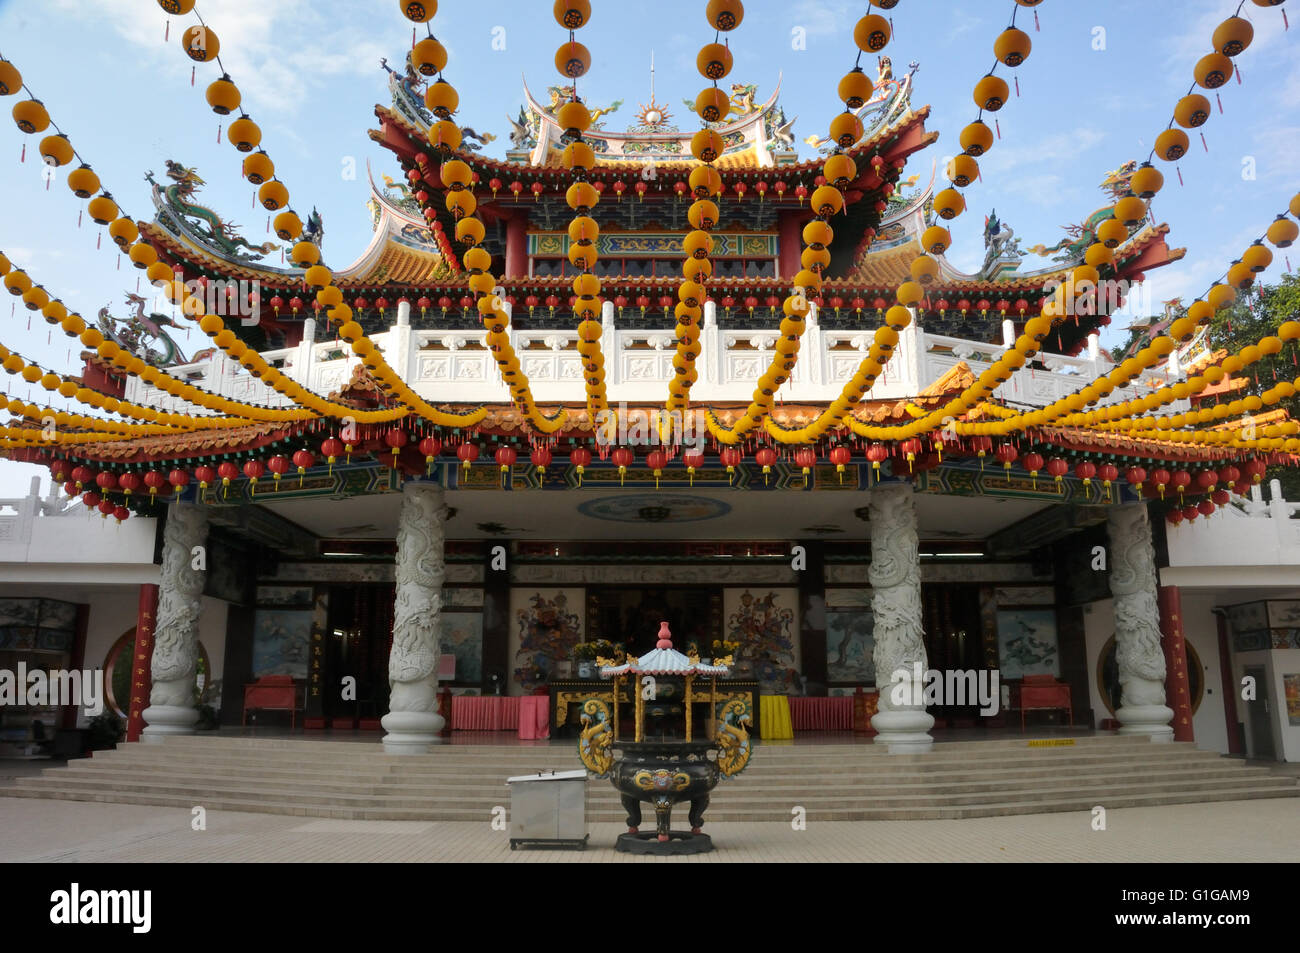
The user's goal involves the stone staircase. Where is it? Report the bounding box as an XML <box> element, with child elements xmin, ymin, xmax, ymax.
<box><xmin>3</xmin><ymin>734</ymin><xmax>1295</xmax><ymax>821</ymax></box>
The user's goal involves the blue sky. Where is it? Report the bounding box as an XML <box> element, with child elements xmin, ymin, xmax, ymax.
<box><xmin>1</xmin><ymin>0</ymin><xmax>1298</xmax><ymax>496</ymax></box>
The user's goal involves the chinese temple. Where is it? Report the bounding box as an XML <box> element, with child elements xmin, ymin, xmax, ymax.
<box><xmin>2</xmin><ymin>0</ymin><xmax>1300</xmax><ymax>821</ymax></box>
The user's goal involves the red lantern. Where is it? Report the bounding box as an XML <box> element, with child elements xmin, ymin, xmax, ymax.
<box><xmin>118</xmin><ymin>472</ymin><xmax>142</xmax><ymax>498</ymax></box>
<box><xmin>1022</xmin><ymin>451</ymin><xmax>1044</xmax><ymax>488</ymax></box>
<box><xmin>1074</xmin><ymin>461</ymin><xmax>1096</xmax><ymax>487</ymax></box>
<box><xmin>1167</xmin><ymin>509</ymin><xmax>1184</xmax><ymax>526</ymax></box>
<box><xmin>509</xmin><ymin>180</ymin><xmax>523</xmax><ymax>200</ymax></box>
<box><xmin>1125</xmin><ymin>466</ymin><xmax>1147</xmax><ymax>494</ymax></box>
<box><xmin>95</xmin><ymin>471</ymin><xmax>117</xmax><ymax>492</ymax></box>
<box><xmin>794</xmin><ymin>184</ymin><xmax>808</xmax><ymax>205</ymax></box>
<box><xmin>495</xmin><ymin>445</ymin><xmax>518</xmax><ymax>475</ymax></box>
<box><xmin>82</xmin><ymin>491</ymin><xmax>102</xmax><ymax>509</ymax></box>
<box><xmin>611</xmin><ymin>447</ymin><xmax>634</xmax><ymax>484</ymax></box>
<box><xmin>995</xmin><ymin>443</ymin><xmax>1018</xmax><ymax>481</ymax></box>
<box><xmin>1197</xmin><ymin>498</ymin><xmax>1216</xmax><ymax>517</ymax></box>
<box><xmin>646</xmin><ymin>449</ymin><xmax>667</xmax><ymax>487</ymax></box>
<box><xmin>634</xmin><ymin>181</ymin><xmax>648</xmax><ymax>201</ymax></box>
<box><xmin>570</xmin><ymin>446</ymin><xmax>592</xmax><ymax>485</ymax></box>
<box><xmin>1242</xmin><ymin>458</ymin><xmax>1267</xmax><ymax>486</ymax></box>
<box><xmin>719</xmin><ymin>446</ymin><xmax>742</xmax><ymax>482</ymax></box>
<box><xmin>97</xmin><ymin>498</ymin><xmax>115</xmax><ymax>519</ymax></box>
<box><xmin>683</xmin><ymin>448</ymin><xmax>705</xmax><ymax>485</ymax></box>
<box><xmin>217</xmin><ymin>461</ymin><xmax>239</xmax><ymax>498</ymax></box>
<box><xmin>321</xmin><ymin>437</ymin><xmax>343</xmax><ymax>475</ymax></box>
<box><xmin>243</xmin><ymin>459</ymin><xmax>265</xmax><ymax>496</ymax></box>
<box><xmin>167</xmin><ymin>468</ymin><xmax>190</xmax><ymax>497</ymax></box>
<box><xmin>1182</xmin><ymin>504</ymin><xmax>1200</xmax><ymax>522</ymax></box>
<box><xmin>1219</xmin><ymin>464</ymin><xmax>1240</xmax><ymax>490</ymax></box>
<box><xmin>755</xmin><ymin>447</ymin><xmax>778</xmax><ymax>484</ymax></box>
<box><xmin>793</xmin><ymin>447</ymin><xmax>817</xmax><ymax>484</ymax></box>
<box><xmin>531</xmin><ymin>181</ymin><xmax>544</xmax><ymax>200</ymax></box>
<box><xmin>1195</xmin><ymin>469</ymin><xmax>1218</xmax><ymax>493</ymax></box>
<box><xmin>457</xmin><ymin>442</ymin><xmax>480</xmax><ymax>471</ymax></box>
<box><xmin>292</xmin><ymin>449</ymin><xmax>314</xmax><ymax>486</ymax></box>
<box><xmin>1098</xmin><ymin>462</ymin><xmax>1119</xmax><ymax>500</ymax></box>
<box><xmin>866</xmin><ymin>443</ymin><xmax>889</xmax><ymax>475</ymax></box>
<box><xmin>829</xmin><ymin>445</ymin><xmax>852</xmax><ymax>483</ymax></box>
<box><xmin>531</xmin><ymin>444</ymin><xmax>553</xmax><ymax>475</ymax></box>
<box><xmin>113</xmin><ymin>505</ymin><xmax>129</xmax><ymax>525</ymax></box>
<box><xmin>1169</xmin><ymin>469</ymin><xmax>1192</xmax><ymax>500</ymax></box>
<box><xmin>384</xmin><ymin>428</ymin><xmax>409</xmax><ymax>466</ymax></box>
<box><xmin>969</xmin><ymin>435</ymin><xmax>993</xmax><ymax>469</ymax></box>
<box><xmin>266</xmin><ymin>455</ymin><xmax>290</xmax><ymax>489</ymax></box>
<box><xmin>488</xmin><ymin>177</ymin><xmax>502</xmax><ymax>197</ymax></box>
<box><xmin>1212</xmin><ymin>489</ymin><xmax>1231</xmax><ymax>506</ymax></box>
<box><xmin>418</xmin><ymin>436</ymin><xmax>442</xmax><ymax>475</ymax></box>
<box><xmin>899</xmin><ymin>438</ymin><xmax>923</xmax><ymax>473</ymax></box>
<box><xmin>62</xmin><ymin>482</ymin><xmax>76</xmax><ymax>498</ymax></box>
<box><xmin>71</xmin><ymin>465</ymin><xmax>92</xmax><ymax>490</ymax></box>
<box><xmin>143</xmin><ymin>470</ymin><xmax>167</xmax><ymax>503</ymax></box>
<box><xmin>1150</xmin><ymin>468</ymin><xmax>1171</xmax><ymax>499</ymax></box>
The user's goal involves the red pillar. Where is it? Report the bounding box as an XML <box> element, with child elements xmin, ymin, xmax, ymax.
<box><xmin>1157</xmin><ymin>586</ymin><xmax>1195</xmax><ymax>742</ymax></box>
<box><xmin>778</xmin><ymin>212</ymin><xmax>803</xmax><ymax>281</ymax></box>
<box><xmin>126</xmin><ymin>584</ymin><xmax>159</xmax><ymax>743</ymax></box>
<box><xmin>504</xmin><ymin>214</ymin><xmax>527</xmax><ymax>278</ymax></box>
<box><xmin>1215</xmin><ymin>610</ymin><xmax>1244</xmax><ymax>754</ymax></box>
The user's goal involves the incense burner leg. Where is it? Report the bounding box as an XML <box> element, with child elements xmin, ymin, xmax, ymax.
<box><xmin>688</xmin><ymin>794</ymin><xmax>709</xmax><ymax>833</ymax></box>
<box><xmin>621</xmin><ymin>794</ymin><xmax>642</xmax><ymax>833</ymax></box>
<box><xmin>654</xmin><ymin>795</ymin><xmax>673</xmax><ymax>841</ymax></box>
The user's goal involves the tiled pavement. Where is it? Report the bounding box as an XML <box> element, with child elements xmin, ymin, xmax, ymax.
<box><xmin>1</xmin><ymin>795</ymin><xmax>1296</xmax><ymax>863</ymax></box>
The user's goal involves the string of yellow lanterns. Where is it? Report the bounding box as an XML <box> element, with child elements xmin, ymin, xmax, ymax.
<box><xmin>758</xmin><ymin>0</ymin><xmax>1035</xmax><ymax>448</ymax></box>
<box><xmin>866</xmin><ymin>0</ymin><xmax>1282</xmax><ymax>444</ymax></box>
<box><xmin>400</xmin><ymin>1</ymin><xmax>563</xmax><ymax>434</ymax></box>
<box><xmin>161</xmin><ymin>1</ymin><xmax>484</xmax><ymax>431</ymax></box>
<box><xmin>943</xmin><ymin>196</ymin><xmax>1300</xmax><ymax>439</ymax></box>
<box><xmin>550</xmin><ymin>1</ymin><xmax>610</xmax><ymax>431</ymax></box>
<box><xmin>666</xmin><ymin>0</ymin><xmax>744</xmax><ymax>423</ymax></box>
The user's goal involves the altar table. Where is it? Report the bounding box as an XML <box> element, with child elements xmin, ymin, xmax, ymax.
<box><xmin>759</xmin><ymin>695</ymin><xmax>793</xmax><ymax>740</ymax></box>
<box><xmin>451</xmin><ymin>695</ymin><xmax>520</xmax><ymax>731</ymax></box>
<box><xmin>517</xmin><ymin>696</ymin><xmax>550</xmax><ymax>739</ymax></box>
<box><xmin>788</xmin><ymin>696</ymin><xmax>854</xmax><ymax>731</ymax></box>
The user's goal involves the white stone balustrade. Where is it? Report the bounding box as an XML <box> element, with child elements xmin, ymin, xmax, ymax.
<box><xmin>122</xmin><ymin>304</ymin><xmax>1186</xmax><ymax>414</ymax></box>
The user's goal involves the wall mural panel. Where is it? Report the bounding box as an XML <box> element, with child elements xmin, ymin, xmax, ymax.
<box><xmin>252</xmin><ymin>608</ymin><xmax>313</xmax><ymax>679</ymax></box>
<box><xmin>723</xmin><ymin>588</ymin><xmax>800</xmax><ymax>693</ymax></box>
<box><xmin>509</xmin><ymin>588</ymin><xmax>584</xmax><ymax>692</ymax></box>
<box><xmin>440</xmin><ymin>611</ymin><xmax>484</xmax><ymax>685</ymax></box>
<box><xmin>996</xmin><ymin>608</ymin><xmax>1060</xmax><ymax>679</ymax></box>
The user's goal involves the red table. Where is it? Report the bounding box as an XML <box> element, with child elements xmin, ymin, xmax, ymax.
<box><xmin>788</xmin><ymin>696</ymin><xmax>854</xmax><ymax>731</ymax></box>
<box><xmin>517</xmin><ymin>696</ymin><xmax>551</xmax><ymax>739</ymax></box>
<box><xmin>451</xmin><ymin>696</ymin><xmax>520</xmax><ymax>731</ymax></box>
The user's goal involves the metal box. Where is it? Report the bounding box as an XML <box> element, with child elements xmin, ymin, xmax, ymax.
<box><xmin>505</xmin><ymin>769</ymin><xmax>589</xmax><ymax>850</ymax></box>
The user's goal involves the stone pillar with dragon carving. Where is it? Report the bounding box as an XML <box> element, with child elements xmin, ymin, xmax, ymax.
<box><xmin>141</xmin><ymin>503</ymin><xmax>209</xmax><ymax>741</ymax></box>
<box><xmin>868</xmin><ymin>481</ymin><xmax>935</xmax><ymax>752</ymax></box>
<box><xmin>1106</xmin><ymin>504</ymin><xmax>1174</xmax><ymax>741</ymax></box>
<box><xmin>382</xmin><ymin>482</ymin><xmax>448</xmax><ymax>753</ymax></box>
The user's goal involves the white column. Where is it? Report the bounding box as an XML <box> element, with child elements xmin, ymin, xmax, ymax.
<box><xmin>1002</xmin><ymin>318</ymin><xmax>1015</xmax><ymax>349</ymax></box>
<box><xmin>869</xmin><ymin>482</ymin><xmax>935</xmax><ymax>752</ymax></box>
<box><xmin>382</xmin><ymin>482</ymin><xmax>447</xmax><ymax>753</ymax></box>
<box><xmin>1106</xmin><ymin>504</ymin><xmax>1174</xmax><ymax>741</ymax></box>
<box><xmin>142</xmin><ymin>503</ymin><xmax>209</xmax><ymax>741</ymax></box>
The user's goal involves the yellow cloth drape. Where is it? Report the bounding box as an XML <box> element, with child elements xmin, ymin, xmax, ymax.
<box><xmin>759</xmin><ymin>695</ymin><xmax>793</xmax><ymax>740</ymax></box>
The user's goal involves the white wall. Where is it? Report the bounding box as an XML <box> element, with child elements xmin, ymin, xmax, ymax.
<box><xmin>1082</xmin><ymin>595</ymin><xmax>1229</xmax><ymax>753</ymax></box>
<box><xmin>1266</xmin><ymin>649</ymin><xmax>1300</xmax><ymax>762</ymax></box>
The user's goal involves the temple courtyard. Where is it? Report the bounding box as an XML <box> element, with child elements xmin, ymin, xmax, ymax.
<box><xmin>0</xmin><ymin>788</ymin><xmax>1295</xmax><ymax>863</ymax></box>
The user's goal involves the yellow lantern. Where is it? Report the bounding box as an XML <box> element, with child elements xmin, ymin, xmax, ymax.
<box><xmin>12</xmin><ymin>98</ymin><xmax>49</xmax><ymax>134</ymax></box>
<box><xmin>127</xmin><ymin>242</ymin><xmax>158</xmax><ymax>270</ymax></box>
<box><xmin>706</xmin><ymin>0</ymin><xmax>744</xmax><ymax>31</ymax></box>
<box><xmin>424</xmin><ymin>79</ymin><xmax>458</xmax><ymax>119</ymax></box>
<box><xmin>38</xmin><ymin>133</ymin><xmax>74</xmax><ymax>167</ymax></box>
<box><xmin>400</xmin><ymin>0</ymin><xmax>435</xmax><ymax>22</ymax></box>
<box><xmin>687</xmin><ymin>200</ymin><xmax>719</xmax><ymax>230</ymax></box>
<box><xmin>1242</xmin><ymin>241</ymin><xmax>1273</xmax><ymax>273</ymax></box>
<box><xmin>896</xmin><ymin>281</ymin><xmax>924</xmax><ymax>306</ymax></box>
<box><xmin>556</xmin><ymin>100</ymin><xmax>591</xmax><ymax>134</ymax></box>
<box><xmin>688</xmin><ymin>164</ymin><xmax>722</xmax><ymax>198</ymax></box>
<box><xmin>445</xmin><ymin>190</ymin><xmax>477</xmax><ymax>217</ymax></box>
<box><xmin>86</xmin><ymin>192</ymin><xmax>119</xmax><ymax>226</ymax></box>
<box><xmin>1193</xmin><ymin>52</ymin><xmax>1233</xmax><ymax>89</ymax></box>
<box><xmin>303</xmin><ymin>265</ymin><xmax>333</xmax><ymax>292</ymax></box>
<box><xmin>828</xmin><ymin>112</ymin><xmax>863</xmax><ymax>148</ymax></box>
<box><xmin>1226</xmin><ymin>261</ymin><xmax>1254</xmax><ymax>290</ymax></box>
<box><xmin>696</xmin><ymin>42</ymin><xmax>733</xmax><ymax>80</ymax></box>
<box><xmin>1129</xmin><ymin>162</ymin><xmax>1164</xmax><ymax>199</ymax></box>
<box><xmin>456</xmin><ymin>217</ymin><xmax>486</xmax><ymax>246</ymax></box>
<box><xmin>241</xmin><ymin>150</ymin><xmax>274</xmax><ymax>185</ymax></box>
<box><xmin>0</xmin><ymin>59</ymin><xmax>21</xmax><ymax>96</ymax></box>
<box><xmin>1113</xmin><ymin>194</ymin><xmax>1146</xmax><ymax>226</ymax></box>
<box><xmin>205</xmin><ymin>75</ymin><xmax>241</xmax><ymax>115</ymax></box>
<box><xmin>823</xmin><ymin>153</ymin><xmax>856</xmax><ymax>188</ymax></box>
<box><xmin>994</xmin><ymin>27</ymin><xmax>1031</xmax><ymax>66</ymax></box>
<box><xmin>1187</xmin><ymin>300</ymin><xmax>1215</xmax><ymax>325</ymax></box>
<box><xmin>1084</xmin><ymin>243</ymin><xmax>1113</xmax><ymax>267</ymax></box>
<box><xmin>562</xmin><ymin>140</ymin><xmax>595</xmax><ymax>171</ymax></box>
<box><xmin>683</xmin><ymin>230</ymin><xmax>713</xmax><ymax>259</ymax></box>
<box><xmin>1154</xmin><ymin>128</ymin><xmax>1188</xmax><ymax>162</ymax></box>
<box><xmin>933</xmin><ymin>188</ymin><xmax>965</xmax><ymax>220</ymax></box>
<box><xmin>273</xmin><ymin>210</ymin><xmax>303</xmax><ymax>241</ymax></box>
<box><xmin>145</xmin><ymin>261</ymin><xmax>174</xmax><ymax>286</ymax></box>
<box><xmin>921</xmin><ymin>225</ymin><xmax>951</xmax><ymax>255</ymax></box>
<box><xmin>959</xmin><ymin>120</ymin><xmax>994</xmax><ymax>157</ymax></box>
<box><xmin>430</xmin><ymin>120</ymin><xmax>462</xmax><ymax>153</ymax></box>
<box><xmin>227</xmin><ymin>116</ymin><xmax>262</xmax><ymax>153</ymax></box>
<box><xmin>66</xmin><ymin>164</ymin><xmax>100</xmax><ymax>198</ymax></box>
<box><xmin>694</xmin><ymin>87</ymin><xmax>729</xmax><ymax>123</ymax></box>
<box><xmin>691</xmin><ymin>128</ymin><xmax>725</xmax><ymax>162</ymax></box>
<box><xmin>1266</xmin><ymin>215</ymin><xmax>1298</xmax><ymax>248</ymax></box>
<box><xmin>838</xmin><ymin>68</ymin><xmax>872</xmax><ymax>108</ymax></box>
<box><xmin>413</xmin><ymin>37</ymin><xmax>448</xmax><ymax>76</ymax></box>
<box><xmin>1212</xmin><ymin>16</ymin><xmax>1253</xmax><ymax>57</ymax></box>
<box><xmin>811</xmin><ymin>185</ymin><xmax>844</xmax><ymax>217</ymax></box>
<box><xmin>181</xmin><ymin>25</ymin><xmax>219</xmax><ymax>62</ymax></box>
<box><xmin>946</xmin><ymin>154</ymin><xmax>979</xmax><ymax>187</ymax></box>
<box><xmin>853</xmin><ymin>14</ymin><xmax>891</xmax><ymax>52</ymax></box>
<box><xmin>1173</xmin><ymin>93</ymin><xmax>1211</xmax><ymax>129</ymax></box>
<box><xmin>973</xmin><ymin>75</ymin><xmax>1009</xmax><ymax>111</ymax></box>
<box><xmin>258</xmin><ymin>179</ymin><xmax>290</xmax><ymax>211</ymax></box>
<box><xmin>1096</xmin><ymin>217</ymin><xmax>1128</xmax><ymax>248</ymax></box>
<box><xmin>557</xmin><ymin>40</ymin><xmax>592</xmax><ymax>78</ymax></box>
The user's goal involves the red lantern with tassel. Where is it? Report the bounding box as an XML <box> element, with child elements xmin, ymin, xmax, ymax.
<box><xmin>531</xmin><ymin>444</ymin><xmax>552</xmax><ymax>476</ymax></box>
<box><xmin>1022</xmin><ymin>451</ymin><xmax>1044</xmax><ymax>488</ymax></box>
<box><xmin>611</xmin><ymin>447</ymin><xmax>634</xmax><ymax>485</ymax></box>
<box><xmin>646</xmin><ymin>449</ymin><xmax>667</xmax><ymax>488</ymax></box>
<box><xmin>266</xmin><ymin>455</ymin><xmax>290</xmax><ymax>489</ymax></box>
<box><xmin>321</xmin><ymin>437</ymin><xmax>343</xmax><ymax>475</ymax></box>
<box><xmin>755</xmin><ymin>447</ymin><xmax>778</xmax><ymax>484</ymax></box>
<box><xmin>828</xmin><ymin>445</ymin><xmax>851</xmax><ymax>483</ymax></box>
<box><xmin>719</xmin><ymin>446</ymin><xmax>742</xmax><ymax>483</ymax></box>
<box><xmin>167</xmin><ymin>468</ymin><xmax>190</xmax><ymax>497</ymax></box>
<box><xmin>457</xmin><ymin>442</ymin><xmax>480</xmax><ymax>471</ymax></box>
<box><xmin>292</xmin><ymin>449</ymin><xmax>314</xmax><ymax>486</ymax></box>
<box><xmin>570</xmin><ymin>446</ymin><xmax>592</xmax><ymax>485</ymax></box>
<box><xmin>243</xmin><ymin>459</ymin><xmax>265</xmax><ymax>496</ymax></box>
<box><xmin>683</xmin><ymin>448</ymin><xmax>705</xmax><ymax>485</ymax></box>
<box><xmin>418</xmin><ymin>436</ymin><xmax>442</xmax><ymax>475</ymax></box>
<box><xmin>217</xmin><ymin>461</ymin><xmax>239</xmax><ymax>498</ymax></box>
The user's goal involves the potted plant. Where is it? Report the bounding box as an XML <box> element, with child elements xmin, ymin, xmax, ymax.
<box><xmin>573</xmin><ymin>642</ymin><xmax>597</xmax><ymax>679</ymax></box>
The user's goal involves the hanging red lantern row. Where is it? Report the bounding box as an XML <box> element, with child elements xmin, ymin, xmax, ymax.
<box><xmin>531</xmin><ymin>444</ymin><xmax>552</xmax><ymax>476</ymax></box>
